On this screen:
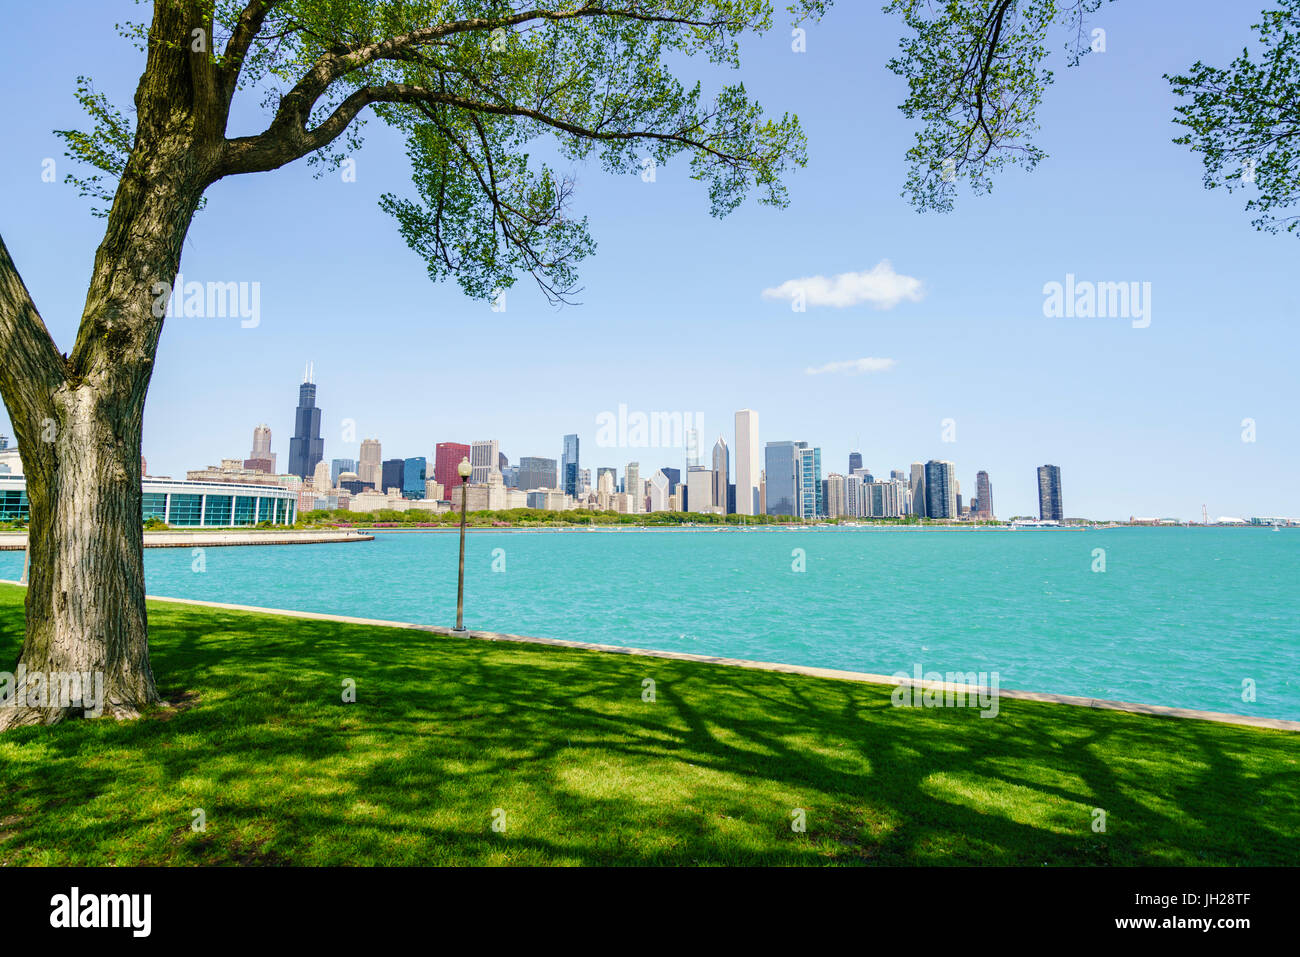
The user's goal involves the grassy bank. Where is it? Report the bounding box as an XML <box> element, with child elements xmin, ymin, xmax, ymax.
<box><xmin>0</xmin><ymin>582</ymin><xmax>1296</xmax><ymax>865</ymax></box>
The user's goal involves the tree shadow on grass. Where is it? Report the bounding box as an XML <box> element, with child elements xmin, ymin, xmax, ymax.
<box><xmin>1</xmin><ymin>590</ymin><xmax>1298</xmax><ymax>865</ymax></box>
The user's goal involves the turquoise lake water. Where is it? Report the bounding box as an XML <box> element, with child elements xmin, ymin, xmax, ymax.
<box><xmin>1</xmin><ymin>526</ymin><xmax>1296</xmax><ymax>720</ymax></box>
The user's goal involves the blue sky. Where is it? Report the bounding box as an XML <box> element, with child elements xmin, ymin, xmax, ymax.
<box><xmin>1</xmin><ymin>0</ymin><xmax>1295</xmax><ymax>520</ymax></box>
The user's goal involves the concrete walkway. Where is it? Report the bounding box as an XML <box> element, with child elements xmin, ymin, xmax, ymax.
<box><xmin>0</xmin><ymin>530</ymin><xmax>374</xmax><ymax>550</ymax></box>
<box><xmin>5</xmin><ymin>586</ymin><xmax>1282</xmax><ymax>733</ymax></box>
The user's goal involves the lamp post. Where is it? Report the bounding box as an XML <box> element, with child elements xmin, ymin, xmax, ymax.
<box><xmin>452</xmin><ymin>456</ymin><xmax>472</xmax><ymax>635</ymax></box>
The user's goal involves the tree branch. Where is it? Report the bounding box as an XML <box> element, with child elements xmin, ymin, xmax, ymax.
<box><xmin>218</xmin><ymin>0</ymin><xmax>282</xmax><ymax>105</ymax></box>
<box><xmin>0</xmin><ymin>234</ymin><xmax>68</xmax><ymax>447</ymax></box>
<box><xmin>222</xmin><ymin>80</ymin><xmax>740</xmax><ymax>176</ymax></box>
<box><xmin>216</xmin><ymin>3</ymin><xmax>743</xmax><ymax>177</ymax></box>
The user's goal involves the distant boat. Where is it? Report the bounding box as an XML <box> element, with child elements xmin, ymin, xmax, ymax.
<box><xmin>1009</xmin><ymin>519</ymin><xmax>1081</xmax><ymax>530</ymax></box>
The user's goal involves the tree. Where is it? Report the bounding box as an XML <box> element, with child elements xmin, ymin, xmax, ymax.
<box><xmin>0</xmin><ymin>0</ymin><xmax>822</xmax><ymax>730</ymax></box>
<box><xmin>884</xmin><ymin>0</ymin><xmax>1113</xmax><ymax>211</ymax></box>
<box><xmin>1167</xmin><ymin>0</ymin><xmax>1300</xmax><ymax>237</ymax></box>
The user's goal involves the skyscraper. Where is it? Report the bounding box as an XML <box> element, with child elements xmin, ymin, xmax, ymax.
<box><xmin>312</xmin><ymin>459</ymin><xmax>332</xmax><ymax>493</ymax></box>
<box><xmin>517</xmin><ymin>456</ymin><xmax>558</xmax><ymax>490</ymax></box>
<box><xmin>825</xmin><ymin>473</ymin><xmax>847</xmax><ymax>517</ymax></box>
<box><xmin>848</xmin><ymin>451</ymin><xmax>863</xmax><ymax>474</ymax></box>
<box><xmin>470</xmin><ymin>440</ymin><xmax>501</xmax><ymax>485</ymax></box>
<box><xmin>403</xmin><ymin>457</ymin><xmax>427</xmax><ymax>499</ymax></box>
<box><xmin>287</xmin><ymin>365</ymin><xmax>324</xmax><ymax>480</ymax></box>
<box><xmin>330</xmin><ymin>458</ymin><xmax>356</xmax><ymax>486</ymax></box>
<box><xmin>562</xmin><ymin>433</ymin><xmax>580</xmax><ymax>498</ymax></box>
<box><xmin>648</xmin><ymin>470</ymin><xmax>670</xmax><ymax>512</ymax></box>
<box><xmin>735</xmin><ymin>409</ymin><xmax>760</xmax><ymax>516</ymax></box>
<box><xmin>686</xmin><ymin>465</ymin><xmax>714</xmax><ymax>514</ymax></box>
<box><xmin>1037</xmin><ymin>465</ymin><xmax>1063</xmax><ymax>521</ymax></box>
<box><xmin>909</xmin><ymin>462</ymin><xmax>926</xmax><ymax>518</ymax></box>
<box><xmin>684</xmin><ymin>428</ymin><xmax>701</xmax><ymax>468</ymax></box>
<box><xmin>358</xmin><ymin>438</ymin><xmax>382</xmax><ymax>489</ymax></box>
<box><xmin>625</xmin><ymin>461</ymin><xmax>641</xmax><ymax>513</ymax></box>
<box><xmin>845</xmin><ymin>473</ymin><xmax>863</xmax><ymax>517</ymax></box>
<box><xmin>381</xmin><ymin>458</ymin><xmax>405</xmax><ymax>493</ymax></box>
<box><xmin>797</xmin><ymin>445</ymin><xmax>822</xmax><ymax>519</ymax></box>
<box><xmin>711</xmin><ymin>436</ymin><xmax>730</xmax><ymax>513</ymax></box>
<box><xmin>976</xmin><ymin>470</ymin><xmax>993</xmax><ymax>519</ymax></box>
<box><xmin>764</xmin><ymin>441</ymin><xmax>803</xmax><ymax>517</ymax></box>
<box><xmin>435</xmin><ymin>442</ymin><xmax>471</xmax><ymax>492</ymax></box>
<box><xmin>924</xmin><ymin>460</ymin><xmax>957</xmax><ymax>519</ymax></box>
<box><xmin>246</xmin><ymin>424</ymin><xmax>276</xmax><ymax>473</ymax></box>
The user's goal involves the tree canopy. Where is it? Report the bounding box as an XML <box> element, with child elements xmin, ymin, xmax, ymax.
<box><xmin>1168</xmin><ymin>0</ymin><xmax>1300</xmax><ymax>238</ymax></box>
<box><xmin>57</xmin><ymin>0</ymin><xmax>835</xmax><ymax>305</ymax></box>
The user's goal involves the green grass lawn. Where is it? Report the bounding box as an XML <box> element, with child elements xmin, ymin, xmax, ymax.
<box><xmin>1</xmin><ymin>582</ymin><xmax>1297</xmax><ymax>865</ymax></box>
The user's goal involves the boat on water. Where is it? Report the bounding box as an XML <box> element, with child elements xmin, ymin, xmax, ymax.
<box><xmin>1008</xmin><ymin>520</ymin><xmax>1082</xmax><ymax>530</ymax></box>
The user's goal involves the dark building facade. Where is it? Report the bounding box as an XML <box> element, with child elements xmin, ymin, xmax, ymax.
<box><xmin>849</xmin><ymin>451</ymin><xmax>863</xmax><ymax>474</ymax></box>
<box><xmin>1037</xmin><ymin>465</ymin><xmax>1063</xmax><ymax>521</ymax></box>
<box><xmin>287</xmin><ymin>373</ymin><xmax>324</xmax><ymax>480</ymax></box>
<box><xmin>562</xmin><ymin>434</ymin><xmax>580</xmax><ymax>497</ymax></box>
<box><xmin>381</xmin><ymin>458</ymin><xmax>405</xmax><ymax>492</ymax></box>
<box><xmin>517</xmin><ymin>456</ymin><xmax>558</xmax><ymax>491</ymax></box>
<box><xmin>976</xmin><ymin>470</ymin><xmax>993</xmax><ymax>519</ymax></box>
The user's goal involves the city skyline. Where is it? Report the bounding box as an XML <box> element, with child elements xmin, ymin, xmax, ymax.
<box><xmin>158</xmin><ymin>368</ymin><xmax>1077</xmax><ymax>519</ymax></box>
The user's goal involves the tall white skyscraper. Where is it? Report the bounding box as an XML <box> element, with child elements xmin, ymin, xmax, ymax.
<box><xmin>845</xmin><ymin>473</ymin><xmax>863</xmax><ymax>517</ymax></box>
<box><xmin>648</xmin><ymin>470</ymin><xmax>670</xmax><ymax>512</ymax></box>
<box><xmin>734</xmin><ymin>409</ymin><xmax>759</xmax><ymax>515</ymax></box>
<box><xmin>686</xmin><ymin>465</ymin><xmax>715</xmax><ymax>514</ymax></box>
<box><xmin>471</xmin><ymin>439</ymin><xmax>501</xmax><ymax>485</ymax></box>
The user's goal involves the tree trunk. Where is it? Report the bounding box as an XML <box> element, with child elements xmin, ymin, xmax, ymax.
<box><xmin>0</xmin><ymin>382</ymin><xmax>157</xmax><ymax>731</ymax></box>
<box><xmin>0</xmin><ymin>2</ymin><xmax>219</xmax><ymax>731</ymax></box>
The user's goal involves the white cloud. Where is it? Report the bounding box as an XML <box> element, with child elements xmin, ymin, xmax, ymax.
<box><xmin>761</xmin><ymin>260</ymin><xmax>924</xmax><ymax>310</ymax></box>
<box><xmin>804</xmin><ymin>357</ymin><xmax>897</xmax><ymax>376</ymax></box>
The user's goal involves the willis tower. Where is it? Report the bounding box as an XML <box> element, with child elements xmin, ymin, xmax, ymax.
<box><xmin>288</xmin><ymin>362</ymin><xmax>324</xmax><ymax>479</ymax></box>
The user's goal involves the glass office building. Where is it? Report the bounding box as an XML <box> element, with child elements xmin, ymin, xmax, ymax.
<box><xmin>0</xmin><ymin>475</ymin><xmax>296</xmax><ymax>526</ymax></box>
<box><xmin>403</xmin><ymin>457</ymin><xmax>427</xmax><ymax>499</ymax></box>
<box><xmin>924</xmin><ymin>460</ymin><xmax>957</xmax><ymax>519</ymax></box>
<box><xmin>517</xmin><ymin>456</ymin><xmax>558</xmax><ymax>491</ymax></box>
<box><xmin>562</xmin><ymin>433</ymin><xmax>580</xmax><ymax>497</ymax></box>
<box><xmin>797</xmin><ymin>446</ymin><xmax>822</xmax><ymax>520</ymax></box>
<box><xmin>381</xmin><ymin>458</ymin><xmax>405</xmax><ymax>493</ymax></box>
<box><xmin>764</xmin><ymin>441</ymin><xmax>804</xmax><ymax>517</ymax></box>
